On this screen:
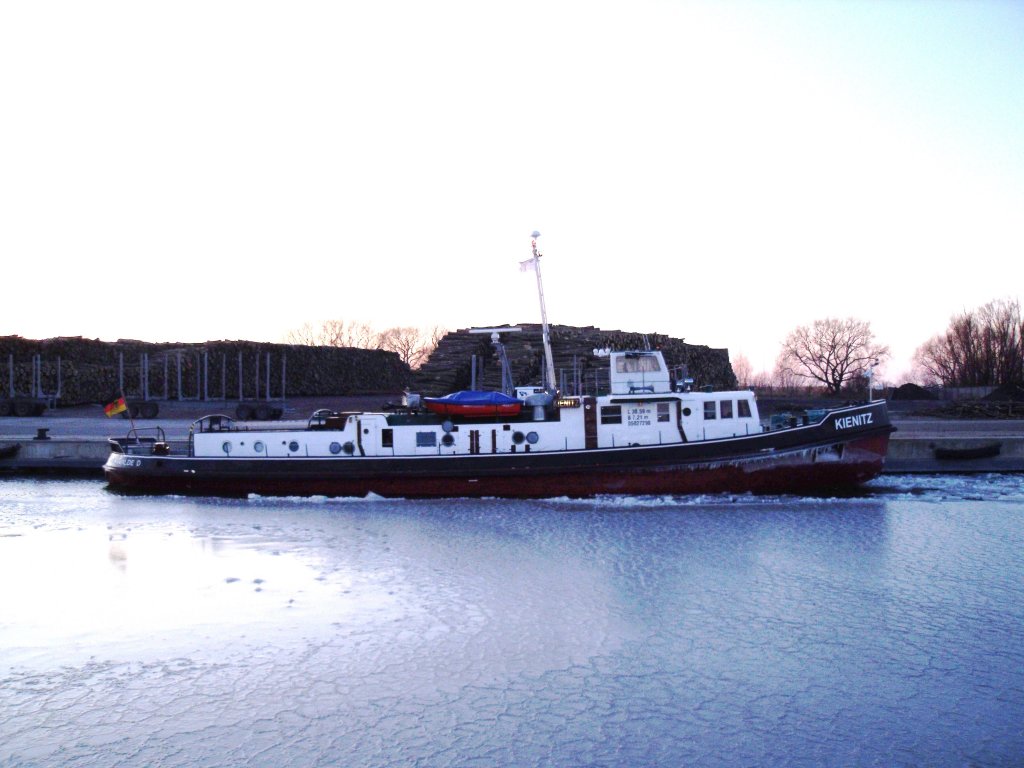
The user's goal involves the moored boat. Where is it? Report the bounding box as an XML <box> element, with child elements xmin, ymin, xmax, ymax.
<box><xmin>103</xmin><ymin>233</ymin><xmax>895</xmax><ymax>498</ymax></box>
<box><xmin>103</xmin><ymin>345</ymin><xmax>894</xmax><ymax>498</ymax></box>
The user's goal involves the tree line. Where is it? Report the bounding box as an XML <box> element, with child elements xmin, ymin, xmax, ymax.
<box><xmin>913</xmin><ymin>298</ymin><xmax>1023</xmax><ymax>387</ymax></box>
<box><xmin>735</xmin><ymin>297</ymin><xmax>1023</xmax><ymax>394</ymax></box>
<box><xmin>286</xmin><ymin>320</ymin><xmax>446</xmax><ymax>370</ymax></box>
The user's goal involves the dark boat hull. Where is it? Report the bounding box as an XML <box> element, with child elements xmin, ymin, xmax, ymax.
<box><xmin>104</xmin><ymin>403</ymin><xmax>894</xmax><ymax>498</ymax></box>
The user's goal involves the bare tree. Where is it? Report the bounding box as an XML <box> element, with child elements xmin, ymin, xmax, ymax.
<box><xmin>731</xmin><ymin>354</ymin><xmax>752</xmax><ymax>388</ymax></box>
<box><xmin>428</xmin><ymin>325</ymin><xmax>448</xmax><ymax>351</ymax></box>
<box><xmin>378</xmin><ymin>325</ymin><xmax>448</xmax><ymax>369</ymax></box>
<box><xmin>771</xmin><ymin>364</ymin><xmax>805</xmax><ymax>392</ymax></box>
<box><xmin>318</xmin><ymin>320</ymin><xmax>352</xmax><ymax>348</ymax></box>
<box><xmin>285</xmin><ymin>320</ymin><xmax>382</xmax><ymax>349</ymax></box>
<box><xmin>913</xmin><ymin>335</ymin><xmax>957</xmax><ymax>387</ymax></box>
<box><xmin>777</xmin><ymin>317</ymin><xmax>889</xmax><ymax>395</ymax></box>
<box><xmin>287</xmin><ymin>319</ymin><xmax>446</xmax><ymax>370</ymax></box>
<box><xmin>285</xmin><ymin>322</ymin><xmax>321</xmax><ymax>346</ymax></box>
<box><xmin>914</xmin><ymin>298</ymin><xmax>1024</xmax><ymax>386</ymax></box>
<box><xmin>379</xmin><ymin>327</ymin><xmax>425</xmax><ymax>368</ymax></box>
<box><xmin>344</xmin><ymin>321</ymin><xmax>383</xmax><ymax>350</ymax></box>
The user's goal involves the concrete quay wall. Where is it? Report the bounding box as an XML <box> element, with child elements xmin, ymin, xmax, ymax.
<box><xmin>885</xmin><ymin>436</ymin><xmax>1024</xmax><ymax>473</ymax></box>
<box><xmin>0</xmin><ymin>437</ymin><xmax>113</xmax><ymax>472</ymax></box>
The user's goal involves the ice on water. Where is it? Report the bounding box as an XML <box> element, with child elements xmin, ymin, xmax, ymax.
<box><xmin>1</xmin><ymin>476</ymin><xmax>1023</xmax><ymax>766</ymax></box>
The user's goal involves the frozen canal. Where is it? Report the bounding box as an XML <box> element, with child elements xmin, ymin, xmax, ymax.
<box><xmin>2</xmin><ymin>476</ymin><xmax>1023</xmax><ymax>767</ymax></box>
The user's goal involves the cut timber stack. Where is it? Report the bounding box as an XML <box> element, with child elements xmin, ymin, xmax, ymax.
<box><xmin>413</xmin><ymin>324</ymin><xmax>735</xmax><ymax>397</ymax></box>
<box><xmin>0</xmin><ymin>336</ymin><xmax>410</xmax><ymax>406</ymax></box>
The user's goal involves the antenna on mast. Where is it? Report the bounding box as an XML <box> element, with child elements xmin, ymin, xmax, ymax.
<box><xmin>527</xmin><ymin>231</ymin><xmax>558</xmax><ymax>393</ymax></box>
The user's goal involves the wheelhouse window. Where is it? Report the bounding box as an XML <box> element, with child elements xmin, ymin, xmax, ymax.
<box><xmin>720</xmin><ymin>400</ymin><xmax>733</xmax><ymax>419</ymax></box>
<box><xmin>738</xmin><ymin>400</ymin><xmax>752</xmax><ymax>418</ymax></box>
<box><xmin>616</xmin><ymin>354</ymin><xmax>662</xmax><ymax>373</ymax></box>
<box><xmin>657</xmin><ymin>402</ymin><xmax>670</xmax><ymax>423</ymax></box>
<box><xmin>600</xmin><ymin>405</ymin><xmax>622</xmax><ymax>424</ymax></box>
<box><xmin>703</xmin><ymin>401</ymin><xmax>716</xmax><ymax>420</ymax></box>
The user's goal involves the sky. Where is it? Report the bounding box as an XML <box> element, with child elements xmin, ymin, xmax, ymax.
<box><xmin>3</xmin><ymin>0</ymin><xmax>1022</xmax><ymax>382</ymax></box>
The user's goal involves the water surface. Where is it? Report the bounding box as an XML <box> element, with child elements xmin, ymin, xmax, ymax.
<box><xmin>2</xmin><ymin>476</ymin><xmax>1023</xmax><ymax>766</ymax></box>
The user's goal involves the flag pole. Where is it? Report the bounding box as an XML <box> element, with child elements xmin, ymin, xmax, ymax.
<box><xmin>122</xmin><ymin>389</ymin><xmax>138</xmax><ymax>435</ymax></box>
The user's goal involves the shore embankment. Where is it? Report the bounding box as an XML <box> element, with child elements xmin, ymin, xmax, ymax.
<box><xmin>884</xmin><ymin>415</ymin><xmax>1024</xmax><ymax>473</ymax></box>
<box><xmin>1</xmin><ymin>399</ymin><xmax>1023</xmax><ymax>475</ymax></box>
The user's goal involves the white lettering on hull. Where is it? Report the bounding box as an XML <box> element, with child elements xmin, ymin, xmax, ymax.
<box><xmin>834</xmin><ymin>413</ymin><xmax>874</xmax><ymax>430</ymax></box>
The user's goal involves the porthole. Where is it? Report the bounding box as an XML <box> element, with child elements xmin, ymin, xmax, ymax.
<box><xmin>343</xmin><ymin>441</ymin><xmax>355</xmax><ymax>455</ymax></box>
<box><xmin>329</xmin><ymin>442</ymin><xmax>342</xmax><ymax>455</ymax></box>
<box><xmin>526</xmin><ymin>431</ymin><xmax>539</xmax><ymax>444</ymax></box>
<box><xmin>222</xmin><ymin>441</ymin><xmax>232</xmax><ymax>454</ymax></box>
<box><xmin>253</xmin><ymin>441</ymin><xmax>265</xmax><ymax>453</ymax></box>
<box><xmin>512</xmin><ymin>431</ymin><xmax>525</xmax><ymax>444</ymax></box>
<box><xmin>289</xmin><ymin>440</ymin><xmax>300</xmax><ymax>452</ymax></box>
<box><xmin>682</xmin><ymin>407</ymin><xmax>692</xmax><ymax>417</ymax></box>
<box><xmin>441</xmin><ymin>433</ymin><xmax>455</xmax><ymax>447</ymax></box>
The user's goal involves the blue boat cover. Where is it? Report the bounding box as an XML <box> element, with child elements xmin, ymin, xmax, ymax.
<box><xmin>428</xmin><ymin>390</ymin><xmax>520</xmax><ymax>405</ymax></box>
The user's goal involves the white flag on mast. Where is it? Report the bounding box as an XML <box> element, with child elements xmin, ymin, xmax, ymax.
<box><xmin>519</xmin><ymin>258</ymin><xmax>536</xmax><ymax>272</ymax></box>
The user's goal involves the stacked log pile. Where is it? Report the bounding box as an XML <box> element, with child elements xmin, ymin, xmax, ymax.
<box><xmin>0</xmin><ymin>336</ymin><xmax>410</xmax><ymax>406</ymax></box>
<box><xmin>413</xmin><ymin>324</ymin><xmax>735</xmax><ymax>397</ymax></box>
<box><xmin>2</xmin><ymin>326</ymin><xmax>733</xmax><ymax>405</ymax></box>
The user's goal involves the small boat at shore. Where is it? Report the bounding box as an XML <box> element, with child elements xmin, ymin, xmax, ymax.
<box><xmin>103</xmin><ymin>234</ymin><xmax>895</xmax><ymax>498</ymax></box>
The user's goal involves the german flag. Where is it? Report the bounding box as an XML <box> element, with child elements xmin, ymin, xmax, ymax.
<box><xmin>104</xmin><ymin>396</ymin><xmax>128</xmax><ymax>417</ymax></box>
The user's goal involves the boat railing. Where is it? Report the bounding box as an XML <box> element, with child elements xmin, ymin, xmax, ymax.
<box><xmin>561</xmin><ymin>368</ymin><xmax>611</xmax><ymax>398</ymax></box>
<box><xmin>767</xmin><ymin>408</ymin><xmax>831</xmax><ymax>431</ymax></box>
<box><xmin>112</xmin><ymin>426</ymin><xmax>169</xmax><ymax>456</ymax></box>
<box><xmin>125</xmin><ymin>426</ymin><xmax>167</xmax><ymax>444</ymax></box>
<box><xmin>191</xmin><ymin>414</ymin><xmax>236</xmax><ymax>434</ymax></box>
<box><xmin>562</xmin><ymin>369</ymin><xmax>693</xmax><ymax>397</ymax></box>
<box><xmin>308</xmin><ymin>408</ymin><xmax>344</xmax><ymax>429</ymax></box>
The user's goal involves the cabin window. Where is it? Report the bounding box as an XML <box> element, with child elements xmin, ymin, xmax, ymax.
<box><xmin>416</xmin><ymin>432</ymin><xmax>437</xmax><ymax>447</ymax></box>
<box><xmin>601</xmin><ymin>406</ymin><xmax>622</xmax><ymax>424</ymax></box>
<box><xmin>381</xmin><ymin>428</ymin><xmax>394</xmax><ymax>448</ymax></box>
<box><xmin>703</xmin><ymin>401</ymin><xmax>716</xmax><ymax>420</ymax></box>
<box><xmin>615</xmin><ymin>355</ymin><xmax>661</xmax><ymax>373</ymax></box>
<box><xmin>738</xmin><ymin>400</ymin><xmax>752</xmax><ymax>418</ymax></box>
<box><xmin>657</xmin><ymin>403</ymin><xmax>670</xmax><ymax>423</ymax></box>
<box><xmin>720</xmin><ymin>400</ymin><xmax>733</xmax><ymax>419</ymax></box>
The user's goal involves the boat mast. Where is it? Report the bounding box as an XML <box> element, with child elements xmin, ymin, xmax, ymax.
<box><xmin>529</xmin><ymin>231</ymin><xmax>558</xmax><ymax>393</ymax></box>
